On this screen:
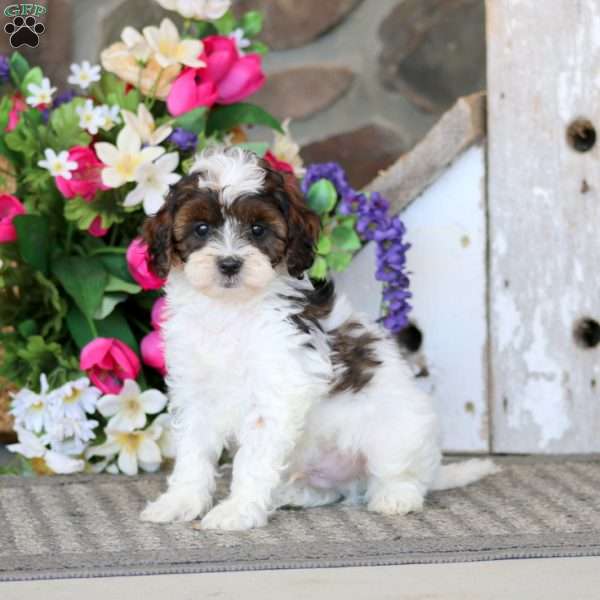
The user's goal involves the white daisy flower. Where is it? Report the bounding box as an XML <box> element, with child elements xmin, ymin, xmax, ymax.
<box><xmin>38</xmin><ymin>148</ymin><xmax>78</xmax><ymax>179</ymax></box>
<box><xmin>230</xmin><ymin>28</ymin><xmax>251</xmax><ymax>53</ymax></box>
<box><xmin>124</xmin><ymin>152</ymin><xmax>181</xmax><ymax>215</ymax></box>
<box><xmin>76</xmin><ymin>99</ymin><xmax>104</xmax><ymax>135</ymax></box>
<box><xmin>97</xmin><ymin>379</ymin><xmax>167</xmax><ymax>432</ymax></box>
<box><xmin>85</xmin><ymin>424</ymin><xmax>163</xmax><ymax>476</ymax></box>
<box><xmin>51</xmin><ymin>377</ymin><xmax>101</xmax><ymax>421</ymax></box>
<box><xmin>147</xmin><ymin>413</ymin><xmax>176</xmax><ymax>459</ymax></box>
<box><xmin>154</xmin><ymin>0</ymin><xmax>230</xmax><ymax>20</ymax></box>
<box><xmin>143</xmin><ymin>18</ymin><xmax>205</xmax><ymax>68</ymax></box>
<box><xmin>95</xmin><ymin>126</ymin><xmax>165</xmax><ymax>188</ymax></box>
<box><xmin>7</xmin><ymin>427</ymin><xmax>85</xmax><ymax>474</ymax></box>
<box><xmin>26</xmin><ymin>77</ymin><xmax>56</xmax><ymax>106</ymax></box>
<box><xmin>67</xmin><ymin>61</ymin><xmax>102</xmax><ymax>90</ymax></box>
<box><xmin>96</xmin><ymin>105</ymin><xmax>121</xmax><ymax>132</ymax></box>
<box><xmin>45</xmin><ymin>415</ymin><xmax>98</xmax><ymax>456</ymax></box>
<box><xmin>122</xmin><ymin>104</ymin><xmax>172</xmax><ymax>146</ymax></box>
<box><xmin>9</xmin><ymin>374</ymin><xmax>53</xmax><ymax>434</ymax></box>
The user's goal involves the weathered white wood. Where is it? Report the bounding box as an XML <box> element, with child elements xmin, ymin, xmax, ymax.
<box><xmin>402</xmin><ymin>145</ymin><xmax>488</xmax><ymax>452</ymax></box>
<box><xmin>336</xmin><ymin>145</ymin><xmax>489</xmax><ymax>452</ymax></box>
<box><xmin>488</xmin><ymin>0</ymin><xmax>600</xmax><ymax>452</ymax></box>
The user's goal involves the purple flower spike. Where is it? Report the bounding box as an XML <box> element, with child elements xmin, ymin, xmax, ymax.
<box><xmin>0</xmin><ymin>55</ymin><xmax>9</xmax><ymax>83</ymax></box>
<box><xmin>302</xmin><ymin>161</ymin><xmax>412</xmax><ymax>334</ymax></box>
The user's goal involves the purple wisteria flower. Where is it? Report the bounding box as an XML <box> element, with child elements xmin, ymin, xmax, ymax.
<box><xmin>0</xmin><ymin>55</ymin><xmax>9</xmax><ymax>84</ymax></box>
<box><xmin>168</xmin><ymin>128</ymin><xmax>198</xmax><ymax>153</ymax></box>
<box><xmin>53</xmin><ymin>89</ymin><xmax>78</xmax><ymax>108</ymax></box>
<box><xmin>302</xmin><ymin>162</ymin><xmax>412</xmax><ymax>333</ymax></box>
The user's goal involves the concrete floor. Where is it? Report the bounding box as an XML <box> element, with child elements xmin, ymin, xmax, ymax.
<box><xmin>2</xmin><ymin>557</ymin><xmax>598</xmax><ymax>600</ymax></box>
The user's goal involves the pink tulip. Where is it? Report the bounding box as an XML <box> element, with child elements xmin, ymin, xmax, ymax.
<box><xmin>126</xmin><ymin>238</ymin><xmax>166</xmax><ymax>291</ymax></box>
<box><xmin>151</xmin><ymin>297</ymin><xmax>167</xmax><ymax>330</ymax></box>
<box><xmin>87</xmin><ymin>216</ymin><xmax>109</xmax><ymax>237</ymax></box>
<box><xmin>264</xmin><ymin>151</ymin><xmax>295</xmax><ymax>175</ymax></box>
<box><xmin>0</xmin><ymin>194</ymin><xmax>26</xmax><ymax>244</ymax></box>
<box><xmin>55</xmin><ymin>146</ymin><xmax>108</xmax><ymax>202</ymax></box>
<box><xmin>141</xmin><ymin>330</ymin><xmax>166</xmax><ymax>376</ymax></box>
<box><xmin>167</xmin><ymin>35</ymin><xmax>265</xmax><ymax>116</ymax></box>
<box><xmin>6</xmin><ymin>95</ymin><xmax>26</xmax><ymax>132</ymax></box>
<box><xmin>80</xmin><ymin>338</ymin><xmax>141</xmax><ymax>394</ymax></box>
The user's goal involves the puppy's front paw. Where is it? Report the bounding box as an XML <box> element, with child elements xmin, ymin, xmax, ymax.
<box><xmin>201</xmin><ymin>498</ymin><xmax>268</xmax><ymax>531</ymax></box>
<box><xmin>140</xmin><ymin>490</ymin><xmax>211</xmax><ymax>523</ymax></box>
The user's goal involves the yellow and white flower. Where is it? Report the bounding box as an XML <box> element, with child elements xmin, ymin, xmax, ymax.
<box><xmin>9</xmin><ymin>374</ymin><xmax>53</xmax><ymax>434</ymax></box>
<box><xmin>271</xmin><ymin>119</ymin><xmax>306</xmax><ymax>177</ymax></box>
<box><xmin>38</xmin><ymin>148</ymin><xmax>78</xmax><ymax>179</ymax></box>
<box><xmin>97</xmin><ymin>379</ymin><xmax>167</xmax><ymax>432</ymax></box>
<box><xmin>97</xmin><ymin>105</ymin><xmax>122</xmax><ymax>132</ymax></box>
<box><xmin>125</xmin><ymin>152</ymin><xmax>181</xmax><ymax>215</ymax></box>
<box><xmin>51</xmin><ymin>377</ymin><xmax>101</xmax><ymax>421</ymax></box>
<box><xmin>25</xmin><ymin>77</ymin><xmax>56</xmax><ymax>106</ymax></box>
<box><xmin>7</xmin><ymin>427</ymin><xmax>85</xmax><ymax>474</ymax></box>
<box><xmin>67</xmin><ymin>61</ymin><xmax>102</xmax><ymax>90</ymax></box>
<box><xmin>76</xmin><ymin>99</ymin><xmax>104</xmax><ymax>135</ymax></box>
<box><xmin>85</xmin><ymin>425</ymin><xmax>163</xmax><ymax>475</ymax></box>
<box><xmin>154</xmin><ymin>0</ymin><xmax>230</xmax><ymax>20</ymax></box>
<box><xmin>122</xmin><ymin>104</ymin><xmax>172</xmax><ymax>146</ymax></box>
<box><xmin>95</xmin><ymin>126</ymin><xmax>165</xmax><ymax>188</ymax></box>
<box><xmin>121</xmin><ymin>26</ymin><xmax>153</xmax><ymax>62</ymax></box>
<box><xmin>143</xmin><ymin>18</ymin><xmax>205</xmax><ymax>69</ymax></box>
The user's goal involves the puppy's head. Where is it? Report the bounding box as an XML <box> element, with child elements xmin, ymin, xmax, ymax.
<box><xmin>143</xmin><ymin>147</ymin><xmax>320</xmax><ymax>299</ymax></box>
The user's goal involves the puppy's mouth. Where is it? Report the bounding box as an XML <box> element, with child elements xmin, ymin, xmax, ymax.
<box><xmin>220</xmin><ymin>275</ymin><xmax>241</xmax><ymax>289</ymax></box>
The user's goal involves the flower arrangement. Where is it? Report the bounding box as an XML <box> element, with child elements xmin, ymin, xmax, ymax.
<box><xmin>0</xmin><ymin>1</ymin><xmax>411</xmax><ymax>476</ymax></box>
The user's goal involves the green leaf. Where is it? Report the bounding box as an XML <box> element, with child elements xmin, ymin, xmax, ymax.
<box><xmin>52</xmin><ymin>256</ymin><xmax>108</xmax><ymax>320</ymax></box>
<box><xmin>17</xmin><ymin>319</ymin><xmax>38</xmax><ymax>338</ymax></box>
<box><xmin>91</xmin><ymin>72</ymin><xmax>141</xmax><ymax>111</ymax></box>
<box><xmin>174</xmin><ymin>107</ymin><xmax>207</xmax><ymax>135</ymax></box>
<box><xmin>327</xmin><ymin>251</ymin><xmax>353</xmax><ymax>272</ymax></box>
<box><xmin>94</xmin><ymin>293</ymin><xmax>128</xmax><ymax>320</ymax></box>
<box><xmin>105</xmin><ymin>275</ymin><xmax>141</xmax><ymax>295</ymax></box>
<box><xmin>213</xmin><ymin>11</ymin><xmax>236</xmax><ymax>35</ymax></box>
<box><xmin>13</xmin><ymin>214</ymin><xmax>50</xmax><ymax>275</ymax></box>
<box><xmin>247</xmin><ymin>41</ymin><xmax>268</xmax><ymax>55</ymax></box>
<box><xmin>242</xmin><ymin>11</ymin><xmax>263</xmax><ymax>36</ymax></box>
<box><xmin>5</xmin><ymin>109</ymin><xmax>43</xmax><ymax>160</ymax></box>
<box><xmin>47</xmin><ymin>98</ymin><xmax>92</xmax><ymax>151</ymax></box>
<box><xmin>309</xmin><ymin>256</ymin><xmax>328</xmax><ymax>280</ymax></box>
<box><xmin>64</xmin><ymin>194</ymin><xmax>125</xmax><ymax>231</ymax></box>
<box><xmin>34</xmin><ymin>271</ymin><xmax>68</xmax><ymax>337</ymax></box>
<box><xmin>98</xmin><ymin>254</ymin><xmax>135</xmax><ymax>283</ymax></box>
<box><xmin>9</xmin><ymin>52</ymin><xmax>30</xmax><ymax>87</ymax></box>
<box><xmin>206</xmin><ymin>103</ymin><xmax>283</xmax><ymax>135</ymax></box>
<box><xmin>20</xmin><ymin>67</ymin><xmax>43</xmax><ymax>96</ymax></box>
<box><xmin>307</xmin><ymin>179</ymin><xmax>337</xmax><ymax>215</ymax></box>
<box><xmin>316</xmin><ymin>234</ymin><xmax>332</xmax><ymax>255</ymax></box>
<box><xmin>236</xmin><ymin>141</ymin><xmax>269</xmax><ymax>157</ymax></box>
<box><xmin>331</xmin><ymin>225</ymin><xmax>362</xmax><ymax>251</ymax></box>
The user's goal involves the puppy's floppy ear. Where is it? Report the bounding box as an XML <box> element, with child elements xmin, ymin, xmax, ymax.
<box><xmin>281</xmin><ymin>172</ymin><xmax>320</xmax><ymax>278</ymax></box>
<box><xmin>143</xmin><ymin>205</ymin><xmax>174</xmax><ymax>279</ymax></box>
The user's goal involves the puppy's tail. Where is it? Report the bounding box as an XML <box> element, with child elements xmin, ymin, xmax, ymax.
<box><xmin>430</xmin><ymin>459</ymin><xmax>500</xmax><ymax>491</ymax></box>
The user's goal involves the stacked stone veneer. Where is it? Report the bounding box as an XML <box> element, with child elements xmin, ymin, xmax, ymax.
<box><xmin>1</xmin><ymin>0</ymin><xmax>485</xmax><ymax>189</ymax></box>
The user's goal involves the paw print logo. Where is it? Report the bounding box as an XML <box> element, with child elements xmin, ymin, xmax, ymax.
<box><xmin>4</xmin><ymin>16</ymin><xmax>45</xmax><ymax>48</ymax></box>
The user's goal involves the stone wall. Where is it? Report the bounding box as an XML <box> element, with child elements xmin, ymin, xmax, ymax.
<box><xmin>1</xmin><ymin>0</ymin><xmax>485</xmax><ymax>189</ymax></box>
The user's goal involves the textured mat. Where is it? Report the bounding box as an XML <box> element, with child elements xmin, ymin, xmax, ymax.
<box><xmin>2</xmin><ymin>457</ymin><xmax>600</xmax><ymax>581</ymax></box>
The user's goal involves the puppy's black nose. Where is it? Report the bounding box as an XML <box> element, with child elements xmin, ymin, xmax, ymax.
<box><xmin>217</xmin><ymin>256</ymin><xmax>243</xmax><ymax>276</ymax></box>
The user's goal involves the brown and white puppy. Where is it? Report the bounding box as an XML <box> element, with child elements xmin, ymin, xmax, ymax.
<box><xmin>140</xmin><ymin>146</ymin><xmax>497</xmax><ymax>530</ymax></box>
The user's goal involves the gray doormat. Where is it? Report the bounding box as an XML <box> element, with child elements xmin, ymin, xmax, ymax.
<box><xmin>2</xmin><ymin>457</ymin><xmax>600</xmax><ymax>581</ymax></box>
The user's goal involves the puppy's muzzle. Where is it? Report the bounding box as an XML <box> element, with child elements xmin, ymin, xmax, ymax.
<box><xmin>217</xmin><ymin>256</ymin><xmax>243</xmax><ymax>276</ymax></box>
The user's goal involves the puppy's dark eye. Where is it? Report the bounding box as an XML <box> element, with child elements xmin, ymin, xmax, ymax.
<box><xmin>194</xmin><ymin>222</ymin><xmax>210</xmax><ymax>238</ymax></box>
<box><xmin>251</xmin><ymin>224</ymin><xmax>265</xmax><ymax>238</ymax></box>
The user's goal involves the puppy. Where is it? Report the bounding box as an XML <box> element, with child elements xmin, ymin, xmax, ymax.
<box><xmin>140</xmin><ymin>147</ymin><xmax>497</xmax><ymax>530</ymax></box>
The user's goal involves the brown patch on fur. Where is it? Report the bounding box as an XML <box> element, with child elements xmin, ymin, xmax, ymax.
<box><xmin>329</xmin><ymin>321</ymin><xmax>382</xmax><ymax>394</ymax></box>
<box><xmin>285</xmin><ymin>280</ymin><xmax>335</xmax><ymax>338</ymax></box>
<box><xmin>260</xmin><ymin>162</ymin><xmax>320</xmax><ymax>278</ymax></box>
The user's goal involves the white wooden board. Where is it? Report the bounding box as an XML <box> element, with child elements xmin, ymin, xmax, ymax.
<box><xmin>488</xmin><ymin>0</ymin><xmax>600</xmax><ymax>452</ymax></box>
<box><xmin>336</xmin><ymin>145</ymin><xmax>489</xmax><ymax>452</ymax></box>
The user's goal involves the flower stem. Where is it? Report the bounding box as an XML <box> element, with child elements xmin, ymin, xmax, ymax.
<box><xmin>88</xmin><ymin>247</ymin><xmax>127</xmax><ymax>256</ymax></box>
<box><xmin>65</xmin><ymin>223</ymin><xmax>74</xmax><ymax>254</ymax></box>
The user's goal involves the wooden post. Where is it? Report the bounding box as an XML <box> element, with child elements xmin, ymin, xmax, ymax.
<box><xmin>487</xmin><ymin>0</ymin><xmax>600</xmax><ymax>452</ymax></box>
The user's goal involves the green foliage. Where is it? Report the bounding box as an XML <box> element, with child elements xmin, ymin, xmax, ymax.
<box><xmin>47</xmin><ymin>98</ymin><xmax>92</xmax><ymax>151</ymax></box>
<box><xmin>207</xmin><ymin>103</ymin><xmax>283</xmax><ymax>135</ymax></box>
<box><xmin>13</xmin><ymin>214</ymin><xmax>50</xmax><ymax>275</ymax></box>
<box><xmin>309</xmin><ymin>255</ymin><xmax>328</xmax><ymax>280</ymax></box>
<box><xmin>91</xmin><ymin>72</ymin><xmax>141</xmax><ymax>112</ymax></box>
<box><xmin>5</xmin><ymin>109</ymin><xmax>44</xmax><ymax>161</ymax></box>
<box><xmin>307</xmin><ymin>179</ymin><xmax>337</xmax><ymax>215</ymax></box>
<box><xmin>8</xmin><ymin>52</ymin><xmax>30</xmax><ymax>87</ymax></box>
<box><xmin>247</xmin><ymin>41</ymin><xmax>268</xmax><ymax>55</ymax></box>
<box><xmin>241</xmin><ymin>11</ymin><xmax>263</xmax><ymax>36</ymax></box>
<box><xmin>52</xmin><ymin>256</ymin><xmax>108</xmax><ymax>321</ymax></box>
<box><xmin>236</xmin><ymin>142</ymin><xmax>269</xmax><ymax>156</ymax></box>
<box><xmin>174</xmin><ymin>107</ymin><xmax>207</xmax><ymax>135</ymax></box>
<box><xmin>213</xmin><ymin>11</ymin><xmax>236</xmax><ymax>35</ymax></box>
<box><xmin>20</xmin><ymin>67</ymin><xmax>43</xmax><ymax>96</ymax></box>
<box><xmin>64</xmin><ymin>194</ymin><xmax>126</xmax><ymax>231</ymax></box>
